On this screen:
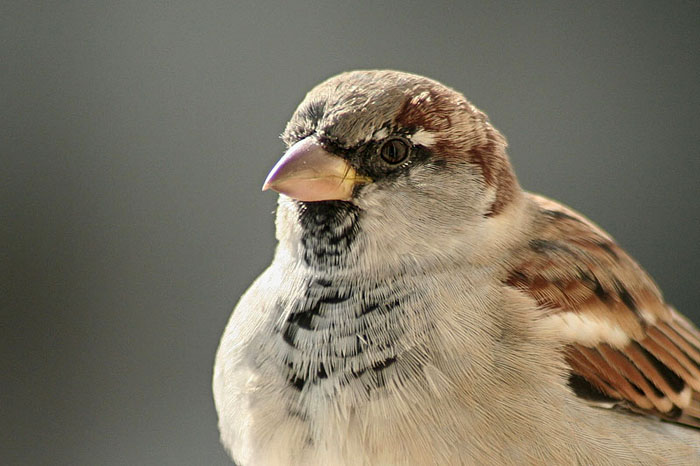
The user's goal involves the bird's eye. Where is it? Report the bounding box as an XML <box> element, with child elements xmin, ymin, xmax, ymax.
<box><xmin>379</xmin><ymin>138</ymin><xmax>409</xmax><ymax>164</ymax></box>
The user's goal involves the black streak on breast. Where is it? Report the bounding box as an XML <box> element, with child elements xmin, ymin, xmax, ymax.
<box><xmin>280</xmin><ymin>277</ymin><xmax>403</xmax><ymax>392</ymax></box>
<box><xmin>279</xmin><ymin>201</ymin><xmax>404</xmax><ymax>393</ymax></box>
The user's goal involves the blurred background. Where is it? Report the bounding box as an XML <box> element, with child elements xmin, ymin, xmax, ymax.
<box><xmin>3</xmin><ymin>1</ymin><xmax>698</xmax><ymax>464</ymax></box>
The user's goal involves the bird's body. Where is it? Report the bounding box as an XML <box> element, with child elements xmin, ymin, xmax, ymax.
<box><xmin>214</xmin><ymin>70</ymin><xmax>700</xmax><ymax>465</ymax></box>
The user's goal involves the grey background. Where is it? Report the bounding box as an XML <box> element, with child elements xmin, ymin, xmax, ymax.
<box><xmin>3</xmin><ymin>1</ymin><xmax>698</xmax><ymax>465</ymax></box>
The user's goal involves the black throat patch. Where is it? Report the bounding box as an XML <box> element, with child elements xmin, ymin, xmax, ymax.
<box><xmin>296</xmin><ymin>200</ymin><xmax>361</xmax><ymax>267</ymax></box>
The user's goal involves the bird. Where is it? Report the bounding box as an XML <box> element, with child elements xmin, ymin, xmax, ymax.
<box><xmin>213</xmin><ymin>70</ymin><xmax>700</xmax><ymax>465</ymax></box>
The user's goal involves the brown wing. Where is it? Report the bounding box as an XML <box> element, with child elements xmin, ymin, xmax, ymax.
<box><xmin>505</xmin><ymin>193</ymin><xmax>700</xmax><ymax>428</ymax></box>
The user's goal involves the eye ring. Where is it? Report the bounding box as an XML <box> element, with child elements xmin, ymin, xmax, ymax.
<box><xmin>379</xmin><ymin>138</ymin><xmax>410</xmax><ymax>164</ymax></box>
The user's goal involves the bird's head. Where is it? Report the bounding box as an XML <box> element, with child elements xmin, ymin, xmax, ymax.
<box><xmin>265</xmin><ymin>70</ymin><xmax>522</xmax><ymax>267</ymax></box>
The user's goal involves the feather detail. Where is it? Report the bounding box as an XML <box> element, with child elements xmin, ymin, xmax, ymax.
<box><xmin>506</xmin><ymin>193</ymin><xmax>700</xmax><ymax>428</ymax></box>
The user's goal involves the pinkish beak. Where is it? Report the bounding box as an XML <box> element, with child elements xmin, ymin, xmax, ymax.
<box><xmin>262</xmin><ymin>138</ymin><xmax>371</xmax><ymax>202</ymax></box>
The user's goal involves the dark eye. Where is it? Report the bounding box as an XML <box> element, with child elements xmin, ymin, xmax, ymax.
<box><xmin>379</xmin><ymin>138</ymin><xmax>409</xmax><ymax>164</ymax></box>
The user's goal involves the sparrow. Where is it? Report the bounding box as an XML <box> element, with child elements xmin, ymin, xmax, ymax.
<box><xmin>213</xmin><ymin>70</ymin><xmax>700</xmax><ymax>465</ymax></box>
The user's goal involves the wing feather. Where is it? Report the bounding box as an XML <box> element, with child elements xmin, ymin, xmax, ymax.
<box><xmin>505</xmin><ymin>193</ymin><xmax>700</xmax><ymax>428</ymax></box>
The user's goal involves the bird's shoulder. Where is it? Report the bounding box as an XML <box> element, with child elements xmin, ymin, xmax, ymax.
<box><xmin>503</xmin><ymin>192</ymin><xmax>700</xmax><ymax>428</ymax></box>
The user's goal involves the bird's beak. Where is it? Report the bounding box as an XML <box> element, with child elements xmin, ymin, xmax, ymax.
<box><xmin>262</xmin><ymin>138</ymin><xmax>371</xmax><ymax>202</ymax></box>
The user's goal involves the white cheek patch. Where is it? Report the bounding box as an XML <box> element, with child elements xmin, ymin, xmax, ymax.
<box><xmin>544</xmin><ymin>312</ymin><xmax>630</xmax><ymax>348</ymax></box>
<box><xmin>409</xmin><ymin>129</ymin><xmax>436</xmax><ymax>147</ymax></box>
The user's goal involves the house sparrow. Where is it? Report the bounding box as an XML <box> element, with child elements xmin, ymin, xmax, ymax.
<box><xmin>213</xmin><ymin>70</ymin><xmax>700</xmax><ymax>465</ymax></box>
